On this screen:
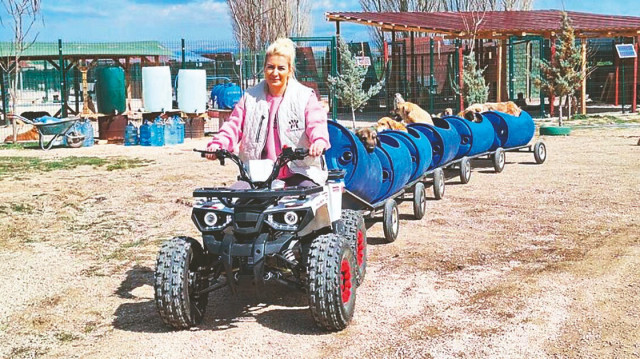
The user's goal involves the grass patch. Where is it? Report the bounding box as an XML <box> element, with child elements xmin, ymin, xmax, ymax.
<box><xmin>0</xmin><ymin>156</ymin><xmax>153</xmax><ymax>178</ymax></box>
<box><xmin>0</xmin><ymin>141</ymin><xmax>39</xmax><ymax>150</ymax></box>
<box><xmin>0</xmin><ymin>202</ymin><xmax>34</xmax><ymax>215</ymax></box>
<box><xmin>55</xmin><ymin>331</ymin><xmax>80</xmax><ymax>342</ymax></box>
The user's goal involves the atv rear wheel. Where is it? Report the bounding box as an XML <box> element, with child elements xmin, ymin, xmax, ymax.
<box><xmin>307</xmin><ymin>233</ymin><xmax>357</xmax><ymax>331</ymax></box>
<box><xmin>339</xmin><ymin>209</ymin><xmax>367</xmax><ymax>286</ymax></box>
<box><xmin>154</xmin><ymin>236</ymin><xmax>209</xmax><ymax>329</ymax></box>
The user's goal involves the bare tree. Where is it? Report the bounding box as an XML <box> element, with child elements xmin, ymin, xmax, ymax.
<box><xmin>0</xmin><ymin>0</ymin><xmax>41</xmax><ymax>141</ymax></box>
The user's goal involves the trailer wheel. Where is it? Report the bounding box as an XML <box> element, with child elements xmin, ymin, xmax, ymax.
<box><xmin>154</xmin><ymin>236</ymin><xmax>209</xmax><ymax>329</ymax></box>
<box><xmin>307</xmin><ymin>233</ymin><xmax>357</xmax><ymax>331</ymax></box>
<box><xmin>492</xmin><ymin>148</ymin><xmax>505</xmax><ymax>173</ymax></box>
<box><xmin>459</xmin><ymin>157</ymin><xmax>471</xmax><ymax>184</ymax></box>
<box><xmin>534</xmin><ymin>141</ymin><xmax>547</xmax><ymax>164</ymax></box>
<box><xmin>383</xmin><ymin>199</ymin><xmax>399</xmax><ymax>243</ymax></box>
<box><xmin>433</xmin><ymin>168</ymin><xmax>445</xmax><ymax>199</ymax></box>
<box><xmin>338</xmin><ymin>209</ymin><xmax>367</xmax><ymax>286</ymax></box>
<box><xmin>412</xmin><ymin>182</ymin><xmax>427</xmax><ymax>220</ymax></box>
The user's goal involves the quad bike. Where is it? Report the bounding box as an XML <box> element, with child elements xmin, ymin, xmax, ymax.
<box><xmin>154</xmin><ymin>147</ymin><xmax>367</xmax><ymax>331</ymax></box>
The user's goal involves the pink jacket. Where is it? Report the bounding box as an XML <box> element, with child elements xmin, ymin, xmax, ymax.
<box><xmin>208</xmin><ymin>93</ymin><xmax>330</xmax><ymax>178</ymax></box>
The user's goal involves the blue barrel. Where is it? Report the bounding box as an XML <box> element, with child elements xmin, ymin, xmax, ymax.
<box><xmin>326</xmin><ymin>121</ymin><xmax>382</xmax><ymax>203</ymax></box>
<box><xmin>483</xmin><ymin>110</ymin><xmax>535</xmax><ymax>149</ymax></box>
<box><xmin>444</xmin><ymin>114</ymin><xmax>494</xmax><ymax>157</ymax></box>
<box><xmin>218</xmin><ymin>83</ymin><xmax>243</xmax><ymax>109</ymax></box>
<box><xmin>379</xmin><ymin>128</ymin><xmax>432</xmax><ymax>182</ymax></box>
<box><xmin>408</xmin><ymin>118</ymin><xmax>460</xmax><ymax>168</ymax></box>
<box><xmin>373</xmin><ymin>135</ymin><xmax>412</xmax><ymax>202</ymax></box>
<box><xmin>211</xmin><ymin>84</ymin><xmax>225</xmax><ymax>108</ymax></box>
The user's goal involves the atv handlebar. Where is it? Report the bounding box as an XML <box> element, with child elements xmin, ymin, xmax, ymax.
<box><xmin>193</xmin><ymin>147</ymin><xmax>321</xmax><ymax>189</ymax></box>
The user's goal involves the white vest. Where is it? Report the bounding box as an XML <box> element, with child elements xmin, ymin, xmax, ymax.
<box><xmin>239</xmin><ymin>78</ymin><xmax>328</xmax><ymax>185</ymax></box>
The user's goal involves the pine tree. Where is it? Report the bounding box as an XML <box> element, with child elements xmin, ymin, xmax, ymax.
<box><xmin>328</xmin><ymin>38</ymin><xmax>384</xmax><ymax>130</ymax></box>
<box><xmin>533</xmin><ymin>12</ymin><xmax>585</xmax><ymax>126</ymax></box>
<box><xmin>462</xmin><ymin>52</ymin><xmax>489</xmax><ymax>105</ymax></box>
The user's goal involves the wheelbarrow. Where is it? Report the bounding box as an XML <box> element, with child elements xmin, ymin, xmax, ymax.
<box><xmin>9</xmin><ymin>114</ymin><xmax>84</xmax><ymax>150</ymax></box>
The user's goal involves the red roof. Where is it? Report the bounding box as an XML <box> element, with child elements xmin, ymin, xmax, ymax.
<box><xmin>326</xmin><ymin>10</ymin><xmax>640</xmax><ymax>38</ymax></box>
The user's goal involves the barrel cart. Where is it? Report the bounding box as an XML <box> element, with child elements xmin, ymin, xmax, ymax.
<box><xmin>325</xmin><ymin>110</ymin><xmax>546</xmax><ymax>243</ymax></box>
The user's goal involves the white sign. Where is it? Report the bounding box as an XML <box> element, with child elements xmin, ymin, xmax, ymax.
<box><xmin>355</xmin><ymin>56</ymin><xmax>371</xmax><ymax>67</ymax></box>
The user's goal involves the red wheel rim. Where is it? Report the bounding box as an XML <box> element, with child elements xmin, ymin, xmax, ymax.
<box><xmin>356</xmin><ymin>230</ymin><xmax>365</xmax><ymax>267</ymax></box>
<box><xmin>340</xmin><ymin>258</ymin><xmax>352</xmax><ymax>303</ymax></box>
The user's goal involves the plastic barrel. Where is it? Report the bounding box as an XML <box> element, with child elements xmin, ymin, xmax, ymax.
<box><xmin>444</xmin><ymin>113</ymin><xmax>494</xmax><ymax>157</ymax></box>
<box><xmin>408</xmin><ymin>118</ymin><xmax>461</xmax><ymax>168</ymax></box>
<box><xmin>373</xmin><ymin>135</ymin><xmax>412</xmax><ymax>202</ymax></box>
<box><xmin>95</xmin><ymin>67</ymin><xmax>126</xmax><ymax>115</ymax></box>
<box><xmin>218</xmin><ymin>83</ymin><xmax>243</xmax><ymax>109</ymax></box>
<box><xmin>211</xmin><ymin>84</ymin><xmax>225</xmax><ymax>108</ymax></box>
<box><xmin>483</xmin><ymin>110</ymin><xmax>535</xmax><ymax>149</ymax></box>
<box><xmin>326</xmin><ymin>121</ymin><xmax>382</xmax><ymax>203</ymax></box>
<box><xmin>379</xmin><ymin>128</ymin><xmax>432</xmax><ymax>182</ymax></box>
<box><xmin>142</xmin><ymin>66</ymin><xmax>172</xmax><ymax>112</ymax></box>
<box><xmin>177</xmin><ymin>69</ymin><xmax>207</xmax><ymax>113</ymax></box>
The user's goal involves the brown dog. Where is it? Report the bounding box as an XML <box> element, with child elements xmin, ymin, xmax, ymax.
<box><xmin>458</xmin><ymin>101</ymin><xmax>522</xmax><ymax>119</ymax></box>
<box><xmin>3</xmin><ymin>126</ymin><xmax>39</xmax><ymax>143</ymax></box>
<box><xmin>376</xmin><ymin>117</ymin><xmax>407</xmax><ymax>132</ymax></box>
<box><xmin>355</xmin><ymin>127</ymin><xmax>379</xmax><ymax>153</ymax></box>
<box><xmin>394</xmin><ymin>102</ymin><xmax>434</xmax><ymax>125</ymax></box>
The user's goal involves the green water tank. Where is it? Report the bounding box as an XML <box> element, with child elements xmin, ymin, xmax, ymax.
<box><xmin>95</xmin><ymin>66</ymin><xmax>126</xmax><ymax>115</ymax></box>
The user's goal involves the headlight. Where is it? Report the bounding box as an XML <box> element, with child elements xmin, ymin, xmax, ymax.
<box><xmin>283</xmin><ymin>211</ymin><xmax>298</xmax><ymax>225</ymax></box>
<box><xmin>203</xmin><ymin>212</ymin><xmax>218</xmax><ymax>227</ymax></box>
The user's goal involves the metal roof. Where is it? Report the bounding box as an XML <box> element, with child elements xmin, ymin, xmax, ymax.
<box><xmin>0</xmin><ymin>41</ymin><xmax>169</xmax><ymax>60</ymax></box>
<box><xmin>326</xmin><ymin>10</ymin><xmax>640</xmax><ymax>38</ymax></box>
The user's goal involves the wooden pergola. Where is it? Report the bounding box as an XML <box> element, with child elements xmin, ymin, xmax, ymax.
<box><xmin>0</xmin><ymin>41</ymin><xmax>168</xmax><ymax>119</ymax></box>
<box><xmin>327</xmin><ymin>10</ymin><xmax>640</xmax><ymax>115</ymax></box>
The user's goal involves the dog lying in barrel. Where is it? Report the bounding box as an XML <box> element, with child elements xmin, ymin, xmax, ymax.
<box><xmin>376</xmin><ymin>116</ymin><xmax>407</xmax><ymax>132</ymax></box>
<box><xmin>458</xmin><ymin>101</ymin><xmax>522</xmax><ymax>122</ymax></box>
<box><xmin>355</xmin><ymin>127</ymin><xmax>379</xmax><ymax>153</ymax></box>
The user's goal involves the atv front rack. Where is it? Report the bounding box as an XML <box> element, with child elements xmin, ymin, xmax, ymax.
<box><xmin>193</xmin><ymin>186</ymin><xmax>323</xmax><ymax>199</ymax></box>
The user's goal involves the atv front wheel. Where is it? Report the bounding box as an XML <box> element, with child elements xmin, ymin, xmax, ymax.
<box><xmin>307</xmin><ymin>233</ymin><xmax>357</xmax><ymax>331</ymax></box>
<box><xmin>154</xmin><ymin>236</ymin><xmax>209</xmax><ymax>329</ymax></box>
<box><xmin>339</xmin><ymin>209</ymin><xmax>367</xmax><ymax>286</ymax></box>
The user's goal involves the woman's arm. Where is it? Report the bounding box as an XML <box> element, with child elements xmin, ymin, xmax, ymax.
<box><xmin>304</xmin><ymin>93</ymin><xmax>331</xmax><ymax>156</ymax></box>
<box><xmin>207</xmin><ymin>96</ymin><xmax>246</xmax><ymax>152</ymax></box>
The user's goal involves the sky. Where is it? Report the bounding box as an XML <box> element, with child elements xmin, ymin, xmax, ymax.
<box><xmin>0</xmin><ymin>0</ymin><xmax>639</xmax><ymax>43</ymax></box>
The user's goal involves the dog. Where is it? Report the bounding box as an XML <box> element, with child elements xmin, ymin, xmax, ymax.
<box><xmin>435</xmin><ymin>108</ymin><xmax>454</xmax><ymax>118</ymax></box>
<box><xmin>4</xmin><ymin>126</ymin><xmax>39</xmax><ymax>143</ymax></box>
<box><xmin>458</xmin><ymin>101</ymin><xmax>522</xmax><ymax>118</ymax></box>
<box><xmin>394</xmin><ymin>101</ymin><xmax>434</xmax><ymax>125</ymax></box>
<box><xmin>376</xmin><ymin>116</ymin><xmax>407</xmax><ymax>132</ymax></box>
<box><xmin>355</xmin><ymin>127</ymin><xmax>379</xmax><ymax>153</ymax></box>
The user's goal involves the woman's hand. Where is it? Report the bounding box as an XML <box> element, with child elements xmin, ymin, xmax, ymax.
<box><xmin>309</xmin><ymin>141</ymin><xmax>326</xmax><ymax>157</ymax></box>
<box><xmin>205</xmin><ymin>143</ymin><xmax>219</xmax><ymax>160</ymax></box>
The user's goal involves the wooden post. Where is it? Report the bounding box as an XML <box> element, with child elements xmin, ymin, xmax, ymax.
<box><xmin>497</xmin><ymin>40</ymin><xmax>502</xmax><ymax>102</ymax></box>
<box><xmin>633</xmin><ymin>38</ymin><xmax>638</xmax><ymax>113</ymax></box>
<box><xmin>459</xmin><ymin>43</ymin><xmax>464</xmax><ymax>111</ymax></box>
<box><xmin>581</xmin><ymin>39</ymin><xmax>587</xmax><ymax>115</ymax></box>
<box><xmin>550</xmin><ymin>37</ymin><xmax>556</xmax><ymax>117</ymax></box>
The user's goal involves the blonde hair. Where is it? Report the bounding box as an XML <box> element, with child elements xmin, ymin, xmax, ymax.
<box><xmin>265</xmin><ymin>38</ymin><xmax>296</xmax><ymax>73</ymax></box>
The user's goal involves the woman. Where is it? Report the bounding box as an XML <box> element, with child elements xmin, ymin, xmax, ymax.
<box><xmin>206</xmin><ymin>38</ymin><xmax>329</xmax><ymax>187</ymax></box>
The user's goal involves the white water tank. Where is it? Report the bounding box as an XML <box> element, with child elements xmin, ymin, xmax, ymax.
<box><xmin>142</xmin><ymin>66</ymin><xmax>172</xmax><ymax>112</ymax></box>
<box><xmin>177</xmin><ymin>69</ymin><xmax>207</xmax><ymax>113</ymax></box>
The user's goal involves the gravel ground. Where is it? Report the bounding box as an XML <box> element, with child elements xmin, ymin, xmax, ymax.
<box><xmin>0</xmin><ymin>125</ymin><xmax>639</xmax><ymax>358</ymax></box>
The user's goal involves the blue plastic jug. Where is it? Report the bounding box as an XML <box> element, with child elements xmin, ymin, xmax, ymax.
<box><xmin>82</xmin><ymin>119</ymin><xmax>94</xmax><ymax>147</ymax></box>
<box><xmin>174</xmin><ymin>115</ymin><xmax>185</xmax><ymax>144</ymax></box>
<box><xmin>151</xmin><ymin>117</ymin><xmax>165</xmax><ymax>146</ymax></box>
<box><xmin>140</xmin><ymin>120</ymin><xmax>151</xmax><ymax>146</ymax></box>
<box><xmin>124</xmin><ymin>121</ymin><xmax>138</xmax><ymax>146</ymax></box>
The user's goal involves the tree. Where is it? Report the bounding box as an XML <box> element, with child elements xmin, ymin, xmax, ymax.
<box><xmin>0</xmin><ymin>0</ymin><xmax>41</xmax><ymax>141</ymax></box>
<box><xmin>461</xmin><ymin>53</ymin><xmax>489</xmax><ymax>105</ymax></box>
<box><xmin>328</xmin><ymin>38</ymin><xmax>384</xmax><ymax>130</ymax></box>
<box><xmin>533</xmin><ymin>12</ymin><xmax>585</xmax><ymax>126</ymax></box>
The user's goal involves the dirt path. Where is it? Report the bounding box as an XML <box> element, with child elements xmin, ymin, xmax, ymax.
<box><xmin>1</xmin><ymin>127</ymin><xmax>639</xmax><ymax>358</ymax></box>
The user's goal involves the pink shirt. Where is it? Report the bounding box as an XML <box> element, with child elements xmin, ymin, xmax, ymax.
<box><xmin>208</xmin><ymin>92</ymin><xmax>330</xmax><ymax>179</ymax></box>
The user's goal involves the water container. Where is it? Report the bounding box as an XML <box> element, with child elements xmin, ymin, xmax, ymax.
<box><xmin>142</xmin><ymin>66</ymin><xmax>172</xmax><ymax>112</ymax></box>
<box><xmin>164</xmin><ymin>118</ymin><xmax>178</xmax><ymax>146</ymax></box>
<box><xmin>409</xmin><ymin>118</ymin><xmax>461</xmax><ymax>168</ymax></box>
<box><xmin>151</xmin><ymin>118</ymin><xmax>165</xmax><ymax>146</ymax></box>
<box><xmin>175</xmin><ymin>116</ymin><xmax>185</xmax><ymax>144</ymax></box>
<box><xmin>177</xmin><ymin>69</ymin><xmax>207</xmax><ymax>113</ymax></box>
<box><xmin>217</xmin><ymin>83</ymin><xmax>243</xmax><ymax>109</ymax></box>
<box><xmin>483</xmin><ymin>110</ymin><xmax>535</xmax><ymax>149</ymax></box>
<box><xmin>139</xmin><ymin>120</ymin><xmax>152</xmax><ymax>146</ymax></box>
<box><xmin>378</xmin><ymin>128</ymin><xmax>432</xmax><ymax>182</ymax></box>
<box><xmin>373</xmin><ymin>135</ymin><xmax>412</xmax><ymax>202</ymax></box>
<box><xmin>95</xmin><ymin>67</ymin><xmax>126</xmax><ymax>115</ymax></box>
<box><xmin>211</xmin><ymin>84</ymin><xmax>225</xmax><ymax>108</ymax></box>
<box><xmin>444</xmin><ymin>113</ymin><xmax>494</xmax><ymax>157</ymax></box>
<box><xmin>325</xmin><ymin>121</ymin><xmax>382</xmax><ymax>203</ymax></box>
<box><xmin>124</xmin><ymin>121</ymin><xmax>138</xmax><ymax>146</ymax></box>
<box><xmin>81</xmin><ymin>119</ymin><xmax>94</xmax><ymax>147</ymax></box>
